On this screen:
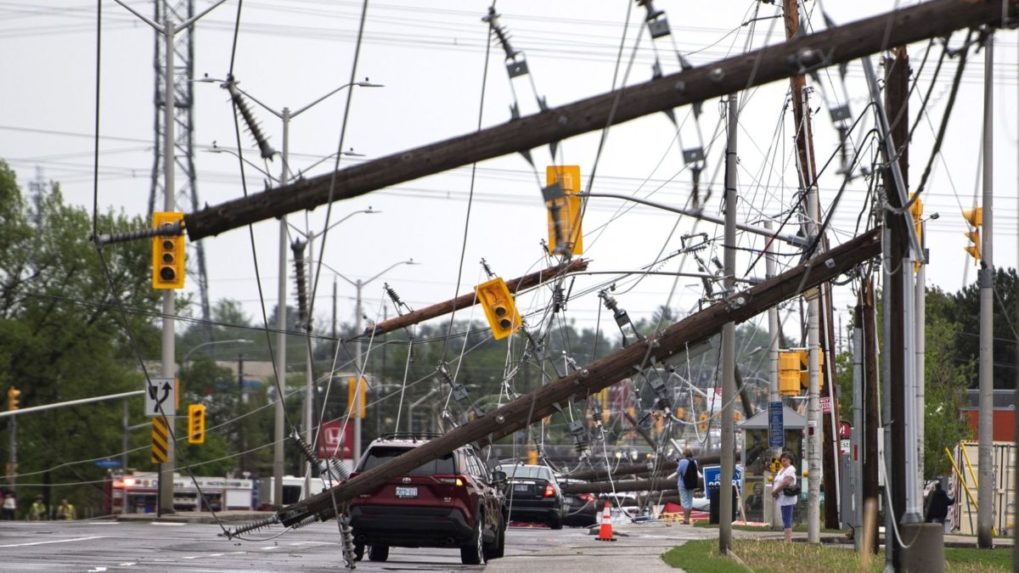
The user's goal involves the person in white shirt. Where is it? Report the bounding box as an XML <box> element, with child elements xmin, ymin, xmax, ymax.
<box><xmin>771</xmin><ymin>451</ymin><xmax>798</xmax><ymax>543</ymax></box>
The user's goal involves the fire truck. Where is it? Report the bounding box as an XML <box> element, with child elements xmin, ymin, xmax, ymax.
<box><xmin>103</xmin><ymin>470</ymin><xmax>254</xmax><ymax>514</ymax></box>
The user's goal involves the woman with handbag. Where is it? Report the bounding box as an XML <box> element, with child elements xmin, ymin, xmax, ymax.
<box><xmin>771</xmin><ymin>451</ymin><xmax>799</xmax><ymax>542</ymax></box>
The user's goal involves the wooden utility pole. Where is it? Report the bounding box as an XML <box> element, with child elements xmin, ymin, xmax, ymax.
<box><xmin>861</xmin><ymin>278</ymin><xmax>880</xmax><ymax>554</ymax></box>
<box><xmin>884</xmin><ymin>47</ymin><xmax>911</xmax><ymax>569</ymax></box>
<box><xmin>365</xmin><ymin>259</ymin><xmax>587</xmax><ymax>336</ymax></box>
<box><xmin>269</xmin><ymin>229</ymin><xmax>882</xmax><ymax>527</ymax></box>
<box><xmin>183</xmin><ymin>0</ymin><xmax>1017</xmax><ymax>241</ymax></box>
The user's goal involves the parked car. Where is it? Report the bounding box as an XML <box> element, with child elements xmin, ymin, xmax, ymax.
<box><xmin>496</xmin><ymin>463</ymin><xmax>565</xmax><ymax>529</ymax></box>
<box><xmin>347</xmin><ymin>434</ymin><xmax>507</xmax><ymax>565</ymax></box>
<box><xmin>557</xmin><ymin>477</ymin><xmax>599</xmax><ymax>527</ymax></box>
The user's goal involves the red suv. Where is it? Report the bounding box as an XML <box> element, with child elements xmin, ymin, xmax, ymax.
<box><xmin>348</xmin><ymin>434</ymin><xmax>507</xmax><ymax>565</ymax></box>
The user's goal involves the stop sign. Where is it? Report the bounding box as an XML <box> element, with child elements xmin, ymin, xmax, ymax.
<box><xmin>838</xmin><ymin>421</ymin><xmax>852</xmax><ymax>439</ymax></box>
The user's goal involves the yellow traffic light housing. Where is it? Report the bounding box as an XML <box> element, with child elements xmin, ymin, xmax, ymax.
<box><xmin>187</xmin><ymin>403</ymin><xmax>206</xmax><ymax>445</ymax></box>
<box><xmin>697</xmin><ymin>412</ymin><xmax>709</xmax><ymax>433</ymax></box>
<box><xmin>963</xmin><ymin>207</ymin><xmax>983</xmax><ymax>263</ymax></box>
<box><xmin>475</xmin><ymin>277</ymin><xmax>522</xmax><ymax>340</ymax></box>
<box><xmin>7</xmin><ymin>387</ymin><xmax>20</xmax><ymax>411</ymax></box>
<box><xmin>151</xmin><ymin>212</ymin><xmax>186</xmax><ymax>289</ymax></box>
<box><xmin>347</xmin><ymin>376</ymin><xmax>367</xmax><ymax>419</ymax></box>
<box><xmin>778</xmin><ymin>351</ymin><xmax>801</xmax><ymax>396</ymax></box>
<box><xmin>799</xmin><ymin>349</ymin><xmax>824</xmax><ymax>391</ymax></box>
<box><xmin>545</xmin><ymin>165</ymin><xmax>584</xmax><ymax>256</ymax></box>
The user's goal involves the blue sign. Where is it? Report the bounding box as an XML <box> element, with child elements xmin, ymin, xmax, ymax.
<box><xmin>94</xmin><ymin>459</ymin><xmax>122</xmax><ymax>469</ymax></box>
<box><xmin>702</xmin><ymin>464</ymin><xmax>743</xmax><ymax>500</ymax></box>
<box><xmin>768</xmin><ymin>401</ymin><xmax>784</xmax><ymax>448</ymax></box>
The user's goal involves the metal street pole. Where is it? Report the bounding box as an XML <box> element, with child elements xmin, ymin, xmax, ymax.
<box><xmin>765</xmin><ymin>220</ymin><xmax>782</xmax><ymax>530</ymax></box>
<box><xmin>273</xmin><ymin>107</ymin><xmax>291</xmax><ymax>509</ymax></box>
<box><xmin>977</xmin><ymin>33</ymin><xmax>995</xmax><ymax>549</ymax></box>
<box><xmin>806</xmin><ymin>185</ymin><xmax>821</xmax><ymax>544</ymax></box>
<box><xmin>113</xmin><ymin>0</ymin><xmax>227</xmax><ymax>519</ymax></box>
<box><xmin>719</xmin><ymin>94</ymin><xmax>737</xmax><ymax>555</ymax></box>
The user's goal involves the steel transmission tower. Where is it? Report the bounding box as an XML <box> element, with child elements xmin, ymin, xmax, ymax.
<box><xmin>149</xmin><ymin>0</ymin><xmax>211</xmax><ymax>336</ymax></box>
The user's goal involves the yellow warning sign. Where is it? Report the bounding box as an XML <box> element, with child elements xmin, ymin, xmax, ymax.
<box><xmin>151</xmin><ymin>417</ymin><xmax>169</xmax><ymax>464</ymax></box>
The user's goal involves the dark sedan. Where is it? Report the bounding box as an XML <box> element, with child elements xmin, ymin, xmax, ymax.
<box><xmin>497</xmin><ymin>463</ymin><xmax>565</xmax><ymax>529</ymax></box>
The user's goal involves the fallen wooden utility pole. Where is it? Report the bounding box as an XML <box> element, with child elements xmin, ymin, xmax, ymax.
<box><xmin>183</xmin><ymin>0</ymin><xmax>1015</xmax><ymax>241</ymax></box>
<box><xmin>272</xmin><ymin>228</ymin><xmax>881</xmax><ymax>527</ymax></box>
<box><xmin>365</xmin><ymin>259</ymin><xmax>587</xmax><ymax>337</ymax></box>
<box><xmin>561</xmin><ymin>478</ymin><xmax>677</xmax><ymax>496</ymax></box>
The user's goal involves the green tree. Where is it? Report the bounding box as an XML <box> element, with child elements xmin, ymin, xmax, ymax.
<box><xmin>0</xmin><ymin>161</ymin><xmax>160</xmax><ymax>513</ymax></box>
<box><xmin>949</xmin><ymin>268</ymin><xmax>1018</xmax><ymax>389</ymax></box>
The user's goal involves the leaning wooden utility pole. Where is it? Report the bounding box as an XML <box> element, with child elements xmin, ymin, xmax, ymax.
<box><xmin>257</xmin><ymin>229</ymin><xmax>881</xmax><ymax>529</ymax></box>
<box><xmin>366</xmin><ymin>259</ymin><xmax>587</xmax><ymax>336</ymax></box>
<box><xmin>182</xmin><ymin>0</ymin><xmax>1018</xmax><ymax>241</ymax></box>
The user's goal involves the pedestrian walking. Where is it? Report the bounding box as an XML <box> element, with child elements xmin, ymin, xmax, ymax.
<box><xmin>55</xmin><ymin>498</ymin><xmax>76</xmax><ymax>521</ymax></box>
<box><xmin>676</xmin><ymin>447</ymin><xmax>699</xmax><ymax>525</ymax></box>
<box><xmin>771</xmin><ymin>451</ymin><xmax>798</xmax><ymax>543</ymax></box>
<box><xmin>925</xmin><ymin>482</ymin><xmax>953</xmax><ymax>524</ymax></box>
<box><xmin>28</xmin><ymin>495</ymin><xmax>46</xmax><ymax>521</ymax></box>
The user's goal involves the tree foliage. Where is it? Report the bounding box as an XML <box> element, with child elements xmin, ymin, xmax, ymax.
<box><xmin>0</xmin><ymin>161</ymin><xmax>160</xmax><ymax>513</ymax></box>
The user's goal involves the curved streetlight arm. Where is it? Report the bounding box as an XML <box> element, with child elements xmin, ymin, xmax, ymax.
<box><xmin>292</xmin><ymin>81</ymin><xmax>384</xmax><ymax>119</ymax></box>
<box><xmin>287</xmin><ymin>208</ymin><xmax>380</xmax><ymax>241</ymax></box>
<box><xmin>182</xmin><ymin>338</ymin><xmax>253</xmax><ymax>367</ymax></box>
<box><xmin>196</xmin><ymin>76</ymin><xmax>284</xmax><ymax>119</ymax></box>
<box><xmin>206</xmin><ymin>145</ymin><xmax>276</xmax><ymax>181</ymax></box>
<box><xmin>321</xmin><ymin>259</ymin><xmax>418</xmax><ymax>289</ymax></box>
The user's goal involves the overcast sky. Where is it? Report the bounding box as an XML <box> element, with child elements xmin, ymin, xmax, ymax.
<box><xmin>2</xmin><ymin>0</ymin><xmax>1017</xmax><ymax>363</ymax></box>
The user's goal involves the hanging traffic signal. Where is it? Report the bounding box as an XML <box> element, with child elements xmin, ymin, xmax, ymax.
<box><xmin>799</xmin><ymin>349</ymin><xmax>824</xmax><ymax>391</ymax></box>
<box><xmin>545</xmin><ymin>165</ymin><xmax>584</xmax><ymax>256</ymax></box>
<box><xmin>7</xmin><ymin>387</ymin><xmax>20</xmax><ymax>411</ymax></box>
<box><xmin>347</xmin><ymin>376</ymin><xmax>367</xmax><ymax>419</ymax></box>
<box><xmin>963</xmin><ymin>207</ymin><xmax>982</xmax><ymax>262</ymax></box>
<box><xmin>187</xmin><ymin>404</ymin><xmax>206</xmax><ymax>445</ymax></box>
<box><xmin>475</xmin><ymin>277</ymin><xmax>522</xmax><ymax>340</ymax></box>
<box><xmin>151</xmin><ymin>212</ymin><xmax>186</xmax><ymax>289</ymax></box>
<box><xmin>910</xmin><ymin>195</ymin><xmax>924</xmax><ymax>272</ymax></box>
<box><xmin>697</xmin><ymin>412</ymin><xmax>709</xmax><ymax>433</ymax></box>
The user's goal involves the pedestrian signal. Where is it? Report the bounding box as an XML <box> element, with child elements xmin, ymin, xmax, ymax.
<box><xmin>151</xmin><ymin>212</ymin><xmax>186</xmax><ymax>289</ymax></box>
<box><xmin>962</xmin><ymin>207</ymin><xmax>982</xmax><ymax>262</ymax></box>
<box><xmin>475</xmin><ymin>277</ymin><xmax>522</xmax><ymax>340</ymax></box>
<box><xmin>187</xmin><ymin>404</ymin><xmax>206</xmax><ymax>444</ymax></box>
<box><xmin>545</xmin><ymin>165</ymin><xmax>583</xmax><ymax>256</ymax></box>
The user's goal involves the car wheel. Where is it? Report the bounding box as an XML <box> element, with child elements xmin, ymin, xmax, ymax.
<box><xmin>549</xmin><ymin>511</ymin><xmax>563</xmax><ymax>530</ymax></box>
<box><xmin>368</xmin><ymin>545</ymin><xmax>389</xmax><ymax>562</ymax></box>
<box><xmin>353</xmin><ymin>544</ymin><xmax>364</xmax><ymax>561</ymax></box>
<box><xmin>460</xmin><ymin>513</ymin><xmax>485</xmax><ymax>565</ymax></box>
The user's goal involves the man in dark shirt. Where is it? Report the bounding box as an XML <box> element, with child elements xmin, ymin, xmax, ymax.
<box><xmin>925</xmin><ymin>482</ymin><xmax>953</xmax><ymax>524</ymax></box>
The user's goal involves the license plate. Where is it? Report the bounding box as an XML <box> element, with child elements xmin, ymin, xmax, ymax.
<box><xmin>395</xmin><ymin>486</ymin><xmax>418</xmax><ymax>498</ymax></box>
<box><xmin>514</xmin><ymin>484</ymin><xmax>529</xmax><ymax>492</ymax></box>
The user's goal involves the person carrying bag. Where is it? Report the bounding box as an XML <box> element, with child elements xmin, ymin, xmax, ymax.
<box><xmin>771</xmin><ymin>451</ymin><xmax>798</xmax><ymax>543</ymax></box>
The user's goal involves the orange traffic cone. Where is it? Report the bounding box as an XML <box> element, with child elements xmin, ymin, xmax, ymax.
<box><xmin>595</xmin><ymin>500</ymin><xmax>616</xmax><ymax>541</ymax></box>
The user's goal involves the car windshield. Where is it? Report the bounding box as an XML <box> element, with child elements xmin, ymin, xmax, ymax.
<box><xmin>497</xmin><ymin>465</ymin><xmax>551</xmax><ymax>480</ymax></box>
<box><xmin>361</xmin><ymin>446</ymin><xmax>456</xmax><ymax>476</ymax></box>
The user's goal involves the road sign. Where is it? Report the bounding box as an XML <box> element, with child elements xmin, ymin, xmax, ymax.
<box><xmin>768</xmin><ymin>401</ymin><xmax>784</xmax><ymax>448</ymax></box>
<box><xmin>820</xmin><ymin>396</ymin><xmax>831</xmax><ymax>414</ymax></box>
<box><xmin>151</xmin><ymin>417</ymin><xmax>169</xmax><ymax>464</ymax></box>
<box><xmin>838</xmin><ymin>420</ymin><xmax>852</xmax><ymax>439</ymax></box>
<box><xmin>317</xmin><ymin>420</ymin><xmax>354</xmax><ymax>460</ymax></box>
<box><xmin>702</xmin><ymin>464</ymin><xmax>743</xmax><ymax>500</ymax></box>
<box><xmin>144</xmin><ymin>377</ymin><xmax>176</xmax><ymax>417</ymax></box>
<box><xmin>94</xmin><ymin>459</ymin><xmax>122</xmax><ymax>469</ymax></box>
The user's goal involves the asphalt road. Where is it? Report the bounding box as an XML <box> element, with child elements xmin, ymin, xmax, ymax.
<box><xmin>0</xmin><ymin>518</ymin><xmax>705</xmax><ymax>572</ymax></box>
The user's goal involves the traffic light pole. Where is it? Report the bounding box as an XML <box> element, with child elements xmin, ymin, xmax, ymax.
<box><xmin>157</xmin><ymin>18</ymin><xmax>177</xmax><ymax>517</ymax></box>
<box><xmin>977</xmin><ymin>34</ymin><xmax>995</xmax><ymax>549</ymax></box>
<box><xmin>719</xmin><ymin>93</ymin><xmax>737</xmax><ymax>555</ymax></box>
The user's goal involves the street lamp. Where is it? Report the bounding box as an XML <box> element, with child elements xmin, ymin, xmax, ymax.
<box><xmin>320</xmin><ymin>258</ymin><xmax>419</xmax><ymax>461</ymax></box>
<box><xmin>181</xmin><ymin>339</ymin><xmax>252</xmax><ymax>369</ymax></box>
<box><xmin>199</xmin><ymin>76</ymin><xmax>382</xmax><ymax>508</ymax></box>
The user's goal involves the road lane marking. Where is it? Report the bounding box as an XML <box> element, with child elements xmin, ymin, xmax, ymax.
<box><xmin>0</xmin><ymin>535</ymin><xmax>105</xmax><ymax>548</ymax></box>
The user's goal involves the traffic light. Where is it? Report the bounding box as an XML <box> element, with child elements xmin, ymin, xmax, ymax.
<box><xmin>798</xmin><ymin>349</ymin><xmax>824</xmax><ymax>391</ymax></box>
<box><xmin>778</xmin><ymin>351</ymin><xmax>801</xmax><ymax>396</ymax></box>
<box><xmin>151</xmin><ymin>212</ymin><xmax>186</xmax><ymax>289</ymax></box>
<box><xmin>6</xmin><ymin>387</ymin><xmax>20</xmax><ymax>411</ymax></box>
<box><xmin>475</xmin><ymin>277</ymin><xmax>522</xmax><ymax>340</ymax></box>
<box><xmin>347</xmin><ymin>376</ymin><xmax>367</xmax><ymax>419</ymax></box>
<box><xmin>187</xmin><ymin>404</ymin><xmax>206</xmax><ymax>445</ymax></box>
<box><xmin>963</xmin><ymin>207</ymin><xmax>982</xmax><ymax>262</ymax></box>
<box><xmin>697</xmin><ymin>412</ymin><xmax>709</xmax><ymax>433</ymax></box>
<box><xmin>545</xmin><ymin>165</ymin><xmax>584</xmax><ymax>256</ymax></box>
